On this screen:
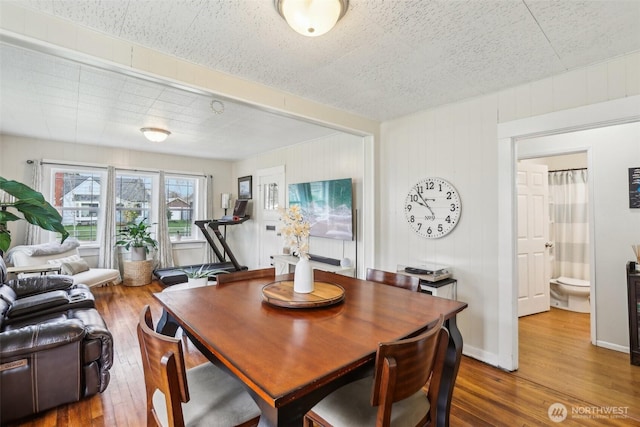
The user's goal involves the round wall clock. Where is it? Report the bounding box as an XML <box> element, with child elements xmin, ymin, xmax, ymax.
<box><xmin>404</xmin><ymin>177</ymin><xmax>461</xmax><ymax>238</ymax></box>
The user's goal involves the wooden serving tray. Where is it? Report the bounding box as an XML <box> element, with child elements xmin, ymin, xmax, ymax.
<box><xmin>262</xmin><ymin>280</ymin><xmax>345</xmax><ymax>308</ymax></box>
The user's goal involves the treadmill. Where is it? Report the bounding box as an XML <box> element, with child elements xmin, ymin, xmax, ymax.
<box><xmin>154</xmin><ymin>201</ymin><xmax>250</xmax><ymax>286</ymax></box>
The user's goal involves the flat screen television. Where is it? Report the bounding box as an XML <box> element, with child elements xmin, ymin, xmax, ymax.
<box><xmin>288</xmin><ymin>178</ymin><xmax>353</xmax><ymax>241</ymax></box>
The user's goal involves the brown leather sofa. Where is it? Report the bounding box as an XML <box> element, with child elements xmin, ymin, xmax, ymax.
<box><xmin>0</xmin><ymin>258</ymin><xmax>113</xmax><ymax>424</ymax></box>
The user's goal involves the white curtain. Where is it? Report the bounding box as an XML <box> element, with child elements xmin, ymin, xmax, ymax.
<box><xmin>98</xmin><ymin>166</ymin><xmax>119</xmax><ymax>273</ymax></box>
<box><xmin>24</xmin><ymin>160</ymin><xmax>42</xmax><ymax>245</ymax></box>
<box><xmin>549</xmin><ymin>169</ymin><xmax>589</xmax><ymax>280</ymax></box>
<box><xmin>157</xmin><ymin>171</ymin><xmax>174</xmax><ymax>268</ymax></box>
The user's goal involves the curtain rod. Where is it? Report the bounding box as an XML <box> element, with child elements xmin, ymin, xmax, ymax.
<box><xmin>549</xmin><ymin>167</ymin><xmax>587</xmax><ymax>172</ymax></box>
<box><xmin>31</xmin><ymin>159</ymin><xmax>208</xmax><ymax>178</ymax></box>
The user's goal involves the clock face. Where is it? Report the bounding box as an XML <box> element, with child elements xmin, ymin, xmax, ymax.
<box><xmin>404</xmin><ymin>177</ymin><xmax>461</xmax><ymax>238</ymax></box>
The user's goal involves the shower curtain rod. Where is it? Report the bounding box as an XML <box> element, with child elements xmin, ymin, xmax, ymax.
<box><xmin>549</xmin><ymin>167</ymin><xmax>587</xmax><ymax>173</ymax></box>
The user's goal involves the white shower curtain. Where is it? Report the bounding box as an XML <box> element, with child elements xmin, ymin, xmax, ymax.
<box><xmin>549</xmin><ymin>169</ymin><xmax>589</xmax><ymax>280</ymax></box>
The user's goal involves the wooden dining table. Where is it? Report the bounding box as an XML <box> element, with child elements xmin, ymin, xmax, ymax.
<box><xmin>154</xmin><ymin>271</ymin><xmax>468</xmax><ymax>427</ymax></box>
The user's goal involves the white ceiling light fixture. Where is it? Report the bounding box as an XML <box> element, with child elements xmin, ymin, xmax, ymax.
<box><xmin>275</xmin><ymin>0</ymin><xmax>348</xmax><ymax>37</ymax></box>
<box><xmin>140</xmin><ymin>127</ymin><xmax>171</xmax><ymax>142</ymax></box>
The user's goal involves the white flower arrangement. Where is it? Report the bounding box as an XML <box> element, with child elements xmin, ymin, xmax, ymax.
<box><xmin>280</xmin><ymin>205</ymin><xmax>310</xmax><ymax>258</ymax></box>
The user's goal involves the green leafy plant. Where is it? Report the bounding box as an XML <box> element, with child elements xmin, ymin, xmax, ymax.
<box><xmin>0</xmin><ymin>177</ymin><xmax>69</xmax><ymax>253</ymax></box>
<box><xmin>180</xmin><ymin>264</ymin><xmax>229</xmax><ymax>279</ymax></box>
<box><xmin>115</xmin><ymin>219</ymin><xmax>158</xmax><ymax>253</ymax></box>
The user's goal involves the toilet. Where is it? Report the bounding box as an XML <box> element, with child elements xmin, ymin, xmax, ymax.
<box><xmin>550</xmin><ymin>276</ymin><xmax>590</xmax><ymax>313</ymax></box>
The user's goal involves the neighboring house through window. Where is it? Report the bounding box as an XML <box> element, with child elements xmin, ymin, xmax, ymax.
<box><xmin>48</xmin><ymin>166</ymin><xmax>205</xmax><ymax>245</ymax></box>
<box><xmin>165</xmin><ymin>177</ymin><xmax>197</xmax><ymax>239</ymax></box>
<box><xmin>115</xmin><ymin>174</ymin><xmax>154</xmax><ymax>232</ymax></box>
<box><xmin>53</xmin><ymin>169</ymin><xmax>103</xmax><ymax>243</ymax></box>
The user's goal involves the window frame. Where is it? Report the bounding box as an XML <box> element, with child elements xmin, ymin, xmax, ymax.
<box><xmin>47</xmin><ymin>166</ymin><xmax>106</xmax><ymax>245</ymax></box>
<box><xmin>43</xmin><ymin>164</ymin><xmax>207</xmax><ymax>246</ymax></box>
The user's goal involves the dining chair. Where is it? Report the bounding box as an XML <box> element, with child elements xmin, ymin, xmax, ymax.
<box><xmin>215</xmin><ymin>267</ymin><xmax>276</xmax><ymax>285</ymax></box>
<box><xmin>304</xmin><ymin>314</ymin><xmax>448</xmax><ymax>427</ymax></box>
<box><xmin>137</xmin><ymin>305</ymin><xmax>261</xmax><ymax>427</ymax></box>
<box><xmin>366</xmin><ymin>268</ymin><xmax>421</xmax><ymax>292</ymax></box>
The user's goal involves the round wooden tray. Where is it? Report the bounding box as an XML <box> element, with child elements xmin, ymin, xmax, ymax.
<box><xmin>262</xmin><ymin>280</ymin><xmax>345</xmax><ymax>309</ymax></box>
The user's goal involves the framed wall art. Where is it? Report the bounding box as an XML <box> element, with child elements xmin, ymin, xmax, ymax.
<box><xmin>238</xmin><ymin>175</ymin><xmax>253</xmax><ymax>200</ymax></box>
<box><xmin>630</xmin><ymin>167</ymin><xmax>640</xmax><ymax>208</ymax></box>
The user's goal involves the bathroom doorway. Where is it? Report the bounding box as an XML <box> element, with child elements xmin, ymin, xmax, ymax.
<box><xmin>497</xmin><ymin>95</ymin><xmax>640</xmax><ymax>372</ymax></box>
<box><xmin>518</xmin><ymin>152</ymin><xmax>591</xmax><ymax>315</ymax></box>
<box><xmin>517</xmin><ymin>151</ymin><xmax>593</xmax><ymax>374</ymax></box>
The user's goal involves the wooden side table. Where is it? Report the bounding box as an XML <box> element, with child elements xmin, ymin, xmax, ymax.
<box><xmin>123</xmin><ymin>259</ymin><xmax>153</xmax><ymax>286</ymax></box>
<box><xmin>6</xmin><ymin>264</ymin><xmax>63</xmax><ymax>277</ymax></box>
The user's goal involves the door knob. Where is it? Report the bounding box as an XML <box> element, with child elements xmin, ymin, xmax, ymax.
<box><xmin>545</xmin><ymin>242</ymin><xmax>553</xmax><ymax>248</ymax></box>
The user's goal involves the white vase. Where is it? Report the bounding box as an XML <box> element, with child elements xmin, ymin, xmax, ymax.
<box><xmin>294</xmin><ymin>256</ymin><xmax>314</xmax><ymax>293</ymax></box>
<box><xmin>131</xmin><ymin>246</ymin><xmax>146</xmax><ymax>261</ymax></box>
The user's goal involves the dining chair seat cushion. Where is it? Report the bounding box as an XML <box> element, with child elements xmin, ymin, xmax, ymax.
<box><xmin>152</xmin><ymin>362</ymin><xmax>260</xmax><ymax>427</ymax></box>
<box><xmin>311</xmin><ymin>376</ymin><xmax>430</xmax><ymax>427</ymax></box>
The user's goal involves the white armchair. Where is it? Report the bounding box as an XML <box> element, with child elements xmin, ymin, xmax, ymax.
<box><xmin>5</xmin><ymin>240</ymin><xmax>121</xmax><ymax>287</ymax></box>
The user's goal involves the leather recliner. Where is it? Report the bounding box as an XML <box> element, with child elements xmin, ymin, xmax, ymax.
<box><xmin>0</xmin><ymin>258</ymin><xmax>113</xmax><ymax>424</ymax></box>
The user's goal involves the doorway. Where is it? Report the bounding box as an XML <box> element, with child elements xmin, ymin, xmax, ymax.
<box><xmin>496</xmin><ymin>95</ymin><xmax>640</xmax><ymax>371</ymax></box>
<box><xmin>517</xmin><ymin>153</ymin><xmax>592</xmax><ymax>377</ymax></box>
<box><xmin>256</xmin><ymin>166</ymin><xmax>286</xmax><ymax>268</ymax></box>
<box><xmin>517</xmin><ymin>153</ymin><xmax>591</xmax><ymax>317</ymax></box>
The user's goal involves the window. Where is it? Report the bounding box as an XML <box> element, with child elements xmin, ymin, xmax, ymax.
<box><xmin>165</xmin><ymin>176</ymin><xmax>197</xmax><ymax>239</ymax></box>
<box><xmin>115</xmin><ymin>173</ymin><xmax>154</xmax><ymax>232</ymax></box>
<box><xmin>48</xmin><ymin>166</ymin><xmax>206</xmax><ymax>245</ymax></box>
<box><xmin>52</xmin><ymin>169</ymin><xmax>103</xmax><ymax>242</ymax></box>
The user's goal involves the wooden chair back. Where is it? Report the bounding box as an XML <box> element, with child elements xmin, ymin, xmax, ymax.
<box><xmin>366</xmin><ymin>268</ymin><xmax>420</xmax><ymax>292</ymax></box>
<box><xmin>215</xmin><ymin>267</ymin><xmax>275</xmax><ymax>285</ymax></box>
<box><xmin>137</xmin><ymin>305</ymin><xmax>189</xmax><ymax>427</ymax></box>
<box><xmin>371</xmin><ymin>314</ymin><xmax>448</xmax><ymax>427</ymax></box>
<box><xmin>312</xmin><ymin>269</ymin><xmax>342</xmax><ymax>283</ymax></box>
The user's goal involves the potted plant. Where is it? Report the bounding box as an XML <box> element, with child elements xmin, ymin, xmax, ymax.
<box><xmin>116</xmin><ymin>219</ymin><xmax>158</xmax><ymax>261</ymax></box>
<box><xmin>181</xmin><ymin>265</ymin><xmax>228</xmax><ymax>287</ymax></box>
<box><xmin>0</xmin><ymin>177</ymin><xmax>69</xmax><ymax>253</ymax></box>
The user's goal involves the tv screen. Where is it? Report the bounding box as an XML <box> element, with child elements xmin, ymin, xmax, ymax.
<box><xmin>288</xmin><ymin>178</ymin><xmax>353</xmax><ymax>241</ymax></box>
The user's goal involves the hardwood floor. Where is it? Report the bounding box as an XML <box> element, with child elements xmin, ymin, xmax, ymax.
<box><xmin>8</xmin><ymin>282</ymin><xmax>639</xmax><ymax>426</ymax></box>
<box><xmin>451</xmin><ymin>309</ymin><xmax>640</xmax><ymax>426</ymax></box>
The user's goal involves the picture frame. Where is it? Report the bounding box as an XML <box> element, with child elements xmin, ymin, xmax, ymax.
<box><xmin>238</xmin><ymin>175</ymin><xmax>253</xmax><ymax>200</ymax></box>
<box><xmin>630</xmin><ymin>167</ymin><xmax>640</xmax><ymax>209</ymax></box>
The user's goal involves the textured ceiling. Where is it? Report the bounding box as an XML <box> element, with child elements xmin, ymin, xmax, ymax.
<box><xmin>0</xmin><ymin>43</ymin><xmax>339</xmax><ymax>160</ymax></box>
<box><xmin>1</xmin><ymin>0</ymin><xmax>639</xmax><ymax>160</ymax></box>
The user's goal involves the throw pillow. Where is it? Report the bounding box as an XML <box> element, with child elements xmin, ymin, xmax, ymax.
<box><xmin>48</xmin><ymin>254</ymin><xmax>82</xmax><ymax>266</ymax></box>
<box><xmin>61</xmin><ymin>259</ymin><xmax>91</xmax><ymax>275</ymax></box>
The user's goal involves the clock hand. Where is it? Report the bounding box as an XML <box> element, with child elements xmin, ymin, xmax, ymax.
<box><xmin>415</xmin><ymin>188</ymin><xmax>435</xmax><ymax>215</ymax></box>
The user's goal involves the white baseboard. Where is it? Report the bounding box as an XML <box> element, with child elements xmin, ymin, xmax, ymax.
<box><xmin>462</xmin><ymin>345</ymin><xmax>507</xmax><ymax>370</ymax></box>
<box><xmin>595</xmin><ymin>340</ymin><xmax>629</xmax><ymax>354</ymax></box>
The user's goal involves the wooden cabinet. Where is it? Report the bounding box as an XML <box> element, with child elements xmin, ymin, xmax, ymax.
<box><xmin>627</xmin><ymin>262</ymin><xmax>640</xmax><ymax>366</ymax></box>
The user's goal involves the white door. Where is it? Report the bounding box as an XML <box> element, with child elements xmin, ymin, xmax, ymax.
<box><xmin>257</xmin><ymin>166</ymin><xmax>285</xmax><ymax>268</ymax></box>
<box><xmin>517</xmin><ymin>162</ymin><xmax>551</xmax><ymax>317</ymax></box>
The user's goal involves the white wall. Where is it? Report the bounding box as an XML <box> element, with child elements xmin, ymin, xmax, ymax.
<box><xmin>230</xmin><ymin>133</ymin><xmax>365</xmax><ymax>273</ymax></box>
<box><xmin>378</xmin><ymin>51</ymin><xmax>640</xmax><ymax>365</ymax></box>
<box><xmin>521</xmin><ymin>153</ymin><xmax>588</xmax><ymax>171</ymax></box>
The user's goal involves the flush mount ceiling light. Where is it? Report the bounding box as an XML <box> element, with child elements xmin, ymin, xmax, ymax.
<box><xmin>274</xmin><ymin>0</ymin><xmax>348</xmax><ymax>37</ymax></box>
<box><xmin>140</xmin><ymin>127</ymin><xmax>171</xmax><ymax>142</ymax></box>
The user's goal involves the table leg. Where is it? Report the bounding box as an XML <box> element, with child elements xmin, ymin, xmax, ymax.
<box><xmin>437</xmin><ymin>315</ymin><xmax>463</xmax><ymax>427</ymax></box>
<box><xmin>155</xmin><ymin>309</ymin><xmax>180</xmax><ymax>336</ymax></box>
<box><xmin>256</xmin><ymin>403</ymin><xmax>303</xmax><ymax>427</ymax></box>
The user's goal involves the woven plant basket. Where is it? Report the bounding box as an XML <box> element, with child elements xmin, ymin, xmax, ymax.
<box><xmin>123</xmin><ymin>260</ymin><xmax>153</xmax><ymax>286</ymax></box>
